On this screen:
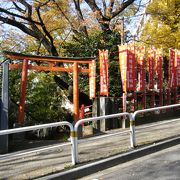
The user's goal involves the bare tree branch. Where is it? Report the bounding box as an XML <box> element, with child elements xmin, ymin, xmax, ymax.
<box><xmin>84</xmin><ymin>0</ymin><xmax>110</xmax><ymax>31</ymax></box>
<box><xmin>112</xmin><ymin>0</ymin><xmax>135</xmax><ymax>18</ymax></box>
<box><xmin>35</xmin><ymin>1</ymin><xmax>59</xmax><ymax>56</ymax></box>
<box><xmin>19</xmin><ymin>0</ymin><xmax>32</xmax><ymax>18</ymax></box>
<box><xmin>102</xmin><ymin>0</ymin><xmax>107</xmax><ymax>16</ymax></box>
<box><xmin>0</xmin><ymin>7</ymin><xmax>41</xmax><ymax>25</ymax></box>
<box><xmin>36</xmin><ymin>3</ymin><xmax>54</xmax><ymax>45</ymax></box>
<box><xmin>12</xmin><ymin>2</ymin><xmax>26</xmax><ymax>13</ymax></box>
<box><xmin>0</xmin><ymin>16</ymin><xmax>35</xmax><ymax>36</ymax></box>
<box><xmin>72</xmin><ymin>0</ymin><xmax>88</xmax><ymax>37</ymax></box>
<box><xmin>109</xmin><ymin>0</ymin><xmax>115</xmax><ymax>14</ymax></box>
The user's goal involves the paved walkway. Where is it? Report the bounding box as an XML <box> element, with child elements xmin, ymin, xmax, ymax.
<box><xmin>0</xmin><ymin>118</ymin><xmax>180</xmax><ymax>179</ymax></box>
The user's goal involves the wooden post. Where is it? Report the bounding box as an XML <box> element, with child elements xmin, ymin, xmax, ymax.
<box><xmin>159</xmin><ymin>89</ymin><xmax>163</xmax><ymax>106</ymax></box>
<box><xmin>79</xmin><ymin>104</ymin><xmax>85</xmax><ymax>119</ymax></box>
<box><xmin>18</xmin><ymin>59</ymin><xmax>28</xmax><ymax>124</ymax></box>
<box><xmin>173</xmin><ymin>88</ymin><xmax>177</xmax><ymax>104</ymax></box>
<box><xmin>73</xmin><ymin>62</ymin><xmax>79</xmax><ymax>122</ymax></box>
<box><xmin>150</xmin><ymin>91</ymin><xmax>155</xmax><ymax>108</ymax></box>
<box><xmin>131</xmin><ymin>92</ymin><xmax>136</xmax><ymax>112</ymax></box>
<box><xmin>142</xmin><ymin>91</ymin><xmax>146</xmax><ymax>109</ymax></box>
<box><xmin>167</xmin><ymin>88</ymin><xmax>171</xmax><ymax>105</ymax></box>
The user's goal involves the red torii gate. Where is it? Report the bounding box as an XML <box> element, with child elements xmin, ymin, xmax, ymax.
<box><xmin>3</xmin><ymin>51</ymin><xmax>95</xmax><ymax>124</ymax></box>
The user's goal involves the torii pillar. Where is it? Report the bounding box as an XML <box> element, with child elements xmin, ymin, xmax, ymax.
<box><xmin>73</xmin><ymin>62</ymin><xmax>79</xmax><ymax>122</ymax></box>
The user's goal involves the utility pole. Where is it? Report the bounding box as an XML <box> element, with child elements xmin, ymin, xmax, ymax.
<box><xmin>0</xmin><ymin>60</ymin><xmax>9</xmax><ymax>153</ymax></box>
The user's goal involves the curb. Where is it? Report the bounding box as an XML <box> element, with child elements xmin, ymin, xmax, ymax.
<box><xmin>36</xmin><ymin>136</ymin><xmax>180</xmax><ymax>180</ymax></box>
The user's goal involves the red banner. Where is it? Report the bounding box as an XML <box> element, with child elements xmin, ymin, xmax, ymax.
<box><xmin>156</xmin><ymin>49</ymin><xmax>163</xmax><ymax>89</ymax></box>
<box><xmin>169</xmin><ymin>49</ymin><xmax>176</xmax><ymax>88</ymax></box>
<box><xmin>137</xmin><ymin>47</ymin><xmax>145</xmax><ymax>91</ymax></box>
<box><xmin>118</xmin><ymin>45</ymin><xmax>127</xmax><ymax>92</ymax></box>
<box><xmin>118</xmin><ymin>44</ymin><xmax>136</xmax><ymax>92</ymax></box>
<box><xmin>175</xmin><ymin>50</ymin><xmax>180</xmax><ymax>86</ymax></box>
<box><xmin>99</xmin><ymin>50</ymin><xmax>108</xmax><ymax>96</ymax></box>
<box><xmin>148</xmin><ymin>49</ymin><xmax>155</xmax><ymax>89</ymax></box>
<box><xmin>89</xmin><ymin>60</ymin><xmax>96</xmax><ymax>99</ymax></box>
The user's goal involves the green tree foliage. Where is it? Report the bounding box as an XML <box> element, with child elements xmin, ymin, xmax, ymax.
<box><xmin>9</xmin><ymin>70</ymin><xmax>73</xmax><ymax>126</ymax></box>
<box><xmin>140</xmin><ymin>0</ymin><xmax>180</xmax><ymax>50</ymax></box>
<box><xmin>26</xmin><ymin>72</ymin><xmax>72</xmax><ymax>124</ymax></box>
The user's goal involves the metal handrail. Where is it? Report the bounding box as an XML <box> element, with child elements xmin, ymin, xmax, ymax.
<box><xmin>1</xmin><ymin>104</ymin><xmax>179</xmax><ymax>166</ymax></box>
<box><xmin>0</xmin><ymin>121</ymin><xmax>76</xmax><ymax>165</ymax></box>
<box><xmin>0</xmin><ymin>121</ymin><xmax>73</xmax><ymax>135</ymax></box>
<box><xmin>75</xmin><ymin>112</ymin><xmax>130</xmax><ymax>130</ymax></box>
<box><xmin>132</xmin><ymin>103</ymin><xmax>180</xmax><ymax>119</ymax></box>
<box><xmin>132</xmin><ymin>103</ymin><xmax>180</xmax><ymax>146</ymax></box>
<box><xmin>74</xmin><ymin>112</ymin><xmax>135</xmax><ymax>163</ymax></box>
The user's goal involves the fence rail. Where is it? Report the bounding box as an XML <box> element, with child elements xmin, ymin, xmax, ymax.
<box><xmin>0</xmin><ymin>104</ymin><xmax>180</xmax><ymax>165</ymax></box>
<box><xmin>132</xmin><ymin>103</ymin><xmax>180</xmax><ymax>119</ymax></box>
<box><xmin>0</xmin><ymin>121</ymin><xmax>76</xmax><ymax>165</ymax></box>
<box><xmin>74</xmin><ymin>112</ymin><xmax>135</xmax><ymax>163</ymax></box>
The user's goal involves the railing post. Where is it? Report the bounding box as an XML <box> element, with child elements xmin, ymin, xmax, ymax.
<box><xmin>129</xmin><ymin>113</ymin><xmax>136</xmax><ymax>148</ymax></box>
<box><xmin>70</xmin><ymin>128</ymin><xmax>78</xmax><ymax>164</ymax></box>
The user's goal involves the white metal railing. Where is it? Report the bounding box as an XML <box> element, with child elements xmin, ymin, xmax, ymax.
<box><xmin>73</xmin><ymin>103</ymin><xmax>180</xmax><ymax>164</ymax></box>
<box><xmin>132</xmin><ymin>103</ymin><xmax>180</xmax><ymax>145</ymax></box>
<box><xmin>132</xmin><ymin>103</ymin><xmax>180</xmax><ymax>120</ymax></box>
<box><xmin>0</xmin><ymin>103</ymin><xmax>179</xmax><ymax>165</ymax></box>
<box><xmin>0</xmin><ymin>121</ymin><xmax>76</xmax><ymax>165</ymax></box>
<box><xmin>73</xmin><ymin>112</ymin><xmax>135</xmax><ymax>163</ymax></box>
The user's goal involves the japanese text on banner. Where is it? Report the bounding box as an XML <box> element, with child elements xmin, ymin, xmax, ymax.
<box><xmin>99</xmin><ymin>50</ymin><xmax>108</xmax><ymax>96</ymax></box>
<box><xmin>137</xmin><ymin>47</ymin><xmax>145</xmax><ymax>91</ymax></box>
<box><xmin>89</xmin><ymin>60</ymin><xmax>96</xmax><ymax>99</ymax></box>
<box><xmin>148</xmin><ymin>49</ymin><xmax>155</xmax><ymax>89</ymax></box>
<box><xmin>156</xmin><ymin>49</ymin><xmax>163</xmax><ymax>90</ymax></box>
<box><xmin>175</xmin><ymin>50</ymin><xmax>180</xmax><ymax>86</ymax></box>
<box><xmin>127</xmin><ymin>45</ymin><xmax>136</xmax><ymax>91</ymax></box>
<box><xmin>169</xmin><ymin>49</ymin><xmax>176</xmax><ymax>88</ymax></box>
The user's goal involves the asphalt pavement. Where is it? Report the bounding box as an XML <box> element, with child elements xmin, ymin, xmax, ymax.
<box><xmin>79</xmin><ymin>143</ymin><xmax>180</xmax><ymax>180</ymax></box>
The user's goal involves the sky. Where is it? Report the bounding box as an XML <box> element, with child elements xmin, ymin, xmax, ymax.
<box><xmin>125</xmin><ymin>0</ymin><xmax>150</xmax><ymax>36</ymax></box>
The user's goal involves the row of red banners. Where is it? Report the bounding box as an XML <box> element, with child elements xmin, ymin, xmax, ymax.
<box><xmin>137</xmin><ymin>48</ymin><xmax>163</xmax><ymax>91</ymax></box>
<box><xmin>119</xmin><ymin>45</ymin><xmax>180</xmax><ymax>92</ymax></box>
<box><xmin>89</xmin><ymin>50</ymin><xmax>109</xmax><ymax>98</ymax></box>
<box><xmin>89</xmin><ymin>46</ymin><xmax>180</xmax><ymax>98</ymax></box>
